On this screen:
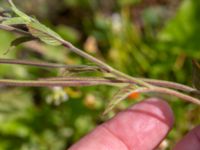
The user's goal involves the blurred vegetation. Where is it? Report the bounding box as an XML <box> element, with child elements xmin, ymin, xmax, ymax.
<box><xmin>0</xmin><ymin>0</ymin><xmax>200</xmax><ymax>149</ymax></box>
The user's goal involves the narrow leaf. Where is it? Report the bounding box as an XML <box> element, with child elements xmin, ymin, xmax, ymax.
<box><xmin>11</xmin><ymin>36</ymin><xmax>36</xmax><ymax>46</ymax></box>
<box><xmin>6</xmin><ymin>1</ymin><xmax>63</xmax><ymax>46</ymax></box>
<box><xmin>4</xmin><ymin>36</ymin><xmax>36</xmax><ymax>54</ymax></box>
<box><xmin>27</xmin><ymin>21</ymin><xmax>63</xmax><ymax>46</ymax></box>
<box><xmin>2</xmin><ymin>17</ymin><xmax>27</xmax><ymax>25</ymax></box>
<box><xmin>8</xmin><ymin>0</ymin><xmax>31</xmax><ymax>22</ymax></box>
<box><xmin>103</xmin><ymin>85</ymin><xmax>137</xmax><ymax>115</ymax></box>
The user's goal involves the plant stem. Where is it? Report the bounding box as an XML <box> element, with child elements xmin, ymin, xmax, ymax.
<box><xmin>0</xmin><ymin>58</ymin><xmax>196</xmax><ymax>92</ymax></box>
<box><xmin>103</xmin><ymin>86</ymin><xmax>200</xmax><ymax>115</ymax></box>
<box><xmin>0</xmin><ymin>24</ymin><xmax>200</xmax><ymax>108</ymax></box>
<box><xmin>0</xmin><ymin>77</ymin><xmax>199</xmax><ymax>106</ymax></box>
<box><xmin>0</xmin><ymin>24</ymin><xmax>31</xmax><ymax>35</ymax></box>
<box><xmin>136</xmin><ymin>87</ymin><xmax>200</xmax><ymax>106</ymax></box>
<box><xmin>139</xmin><ymin>78</ymin><xmax>195</xmax><ymax>92</ymax></box>
<box><xmin>0</xmin><ymin>58</ymin><xmax>101</xmax><ymax>71</ymax></box>
<box><xmin>39</xmin><ymin>76</ymin><xmax>197</xmax><ymax>93</ymax></box>
<box><xmin>0</xmin><ymin>79</ymin><xmax>123</xmax><ymax>87</ymax></box>
<box><xmin>0</xmin><ymin>24</ymin><xmax>152</xmax><ymax>88</ymax></box>
<box><xmin>60</xmin><ymin>39</ymin><xmax>152</xmax><ymax>88</ymax></box>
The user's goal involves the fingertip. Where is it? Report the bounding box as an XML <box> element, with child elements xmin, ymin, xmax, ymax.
<box><xmin>174</xmin><ymin>125</ymin><xmax>200</xmax><ymax>150</ymax></box>
<box><xmin>104</xmin><ymin>97</ymin><xmax>174</xmax><ymax>149</ymax></box>
<box><xmin>69</xmin><ymin>98</ymin><xmax>174</xmax><ymax>150</ymax></box>
<box><xmin>129</xmin><ymin>98</ymin><xmax>174</xmax><ymax>128</ymax></box>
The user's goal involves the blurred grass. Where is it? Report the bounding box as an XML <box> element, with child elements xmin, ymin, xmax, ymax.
<box><xmin>0</xmin><ymin>0</ymin><xmax>200</xmax><ymax>149</ymax></box>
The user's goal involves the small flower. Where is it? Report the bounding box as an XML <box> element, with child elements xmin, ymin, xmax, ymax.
<box><xmin>46</xmin><ymin>87</ymin><xmax>68</xmax><ymax>106</ymax></box>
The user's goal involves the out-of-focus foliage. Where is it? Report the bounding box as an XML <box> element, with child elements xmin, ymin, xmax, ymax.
<box><xmin>0</xmin><ymin>0</ymin><xmax>200</xmax><ymax>149</ymax></box>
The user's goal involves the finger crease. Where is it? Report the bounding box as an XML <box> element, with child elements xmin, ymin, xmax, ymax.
<box><xmin>101</xmin><ymin>124</ymin><xmax>130</xmax><ymax>150</ymax></box>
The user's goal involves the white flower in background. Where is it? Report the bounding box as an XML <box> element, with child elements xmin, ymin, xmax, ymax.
<box><xmin>46</xmin><ymin>86</ymin><xmax>68</xmax><ymax>106</ymax></box>
<box><xmin>111</xmin><ymin>13</ymin><xmax>122</xmax><ymax>33</ymax></box>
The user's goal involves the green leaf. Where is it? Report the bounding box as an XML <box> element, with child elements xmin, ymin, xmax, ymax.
<box><xmin>2</xmin><ymin>17</ymin><xmax>27</xmax><ymax>25</ymax></box>
<box><xmin>27</xmin><ymin>21</ymin><xmax>63</xmax><ymax>46</ymax></box>
<box><xmin>6</xmin><ymin>0</ymin><xmax>63</xmax><ymax>46</ymax></box>
<box><xmin>11</xmin><ymin>36</ymin><xmax>36</xmax><ymax>46</ymax></box>
<box><xmin>103</xmin><ymin>85</ymin><xmax>137</xmax><ymax>115</ymax></box>
<box><xmin>4</xmin><ymin>36</ymin><xmax>36</xmax><ymax>54</ymax></box>
<box><xmin>8</xmin><ymin>0</ymin><xmax>31</xmax><ymax>22</ymax></box>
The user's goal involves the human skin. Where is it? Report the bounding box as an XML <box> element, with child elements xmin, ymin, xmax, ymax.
<box><xmin>69</xmin><ymin>98</ymin><xmax>200</xmax><ymax>150</ymax></box>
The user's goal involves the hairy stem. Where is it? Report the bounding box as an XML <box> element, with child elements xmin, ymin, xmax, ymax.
<box><xmin>0</xmin><ymin>58</ymin><xmax>101</xmax><ymax>71</ymax></box>
<box><xmin>136</xmin><ymin>87</ymin><xmax>200</xmax><ymax>105</ymax></box>
<box><xmin>0</xmin><ymin>58</ymin><xmax>196</xmax><ymax>93</ymax></box>
<box><xmin>0</xmin><ymin>79</ymin><xmax>123</xmax><ymax>87</ymax></box>
<box><xmin>39</xmin><ymin>76</ymin><xmax>197</xmax><ymax>92</ymax></box>
<box><xmin>0</xmin><ymin>23</ymin><xmax>200</xmax><ymax>109</ymax></box>
<box><xmin>0</xmin><ymin>24</ymin><xmax>152</xmax><ymax>88</ymax></box>
<box><xmin>60</xmin><ymin>39</ymin><xmax>152</xmax><ymax>88</ymax></box>
<box><xmin>140</xmin><ymin>78</ymin><xmax>195</xmax><ymax>92</ymax></box>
